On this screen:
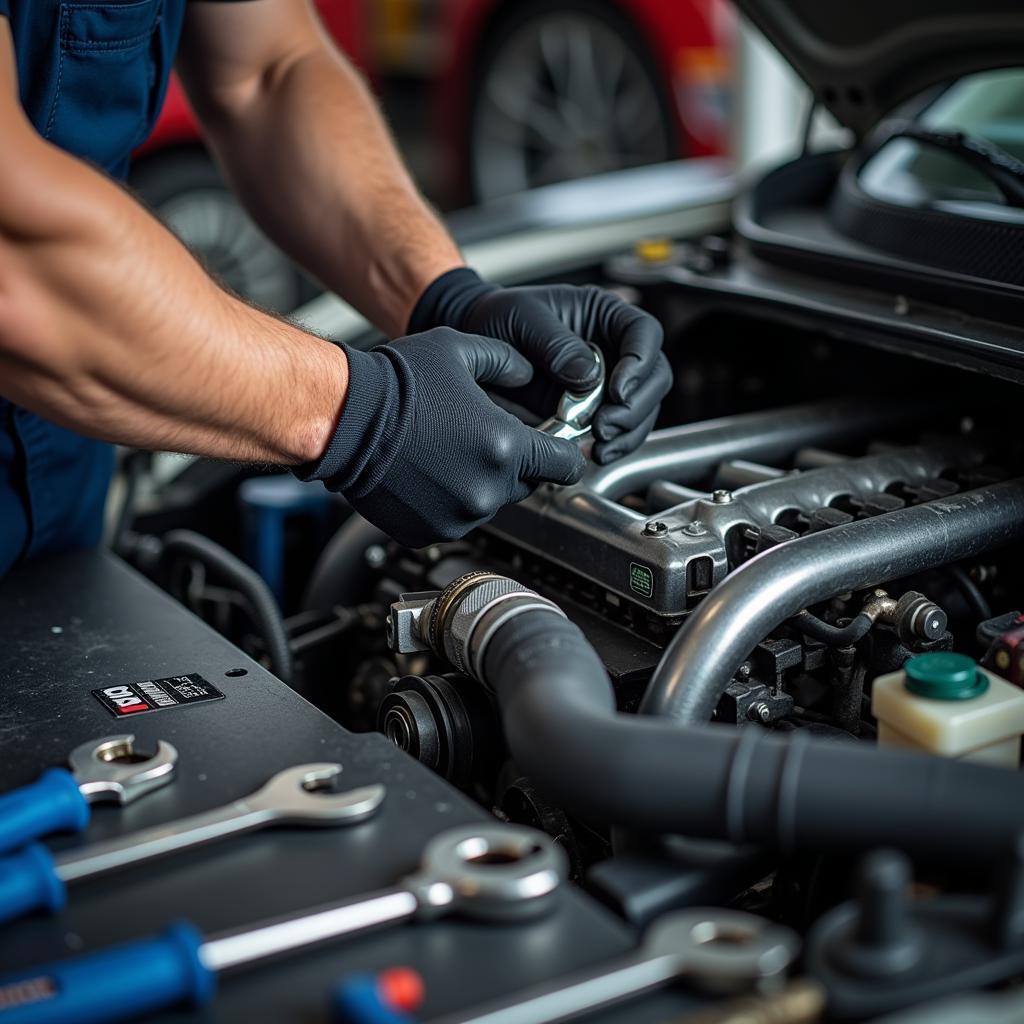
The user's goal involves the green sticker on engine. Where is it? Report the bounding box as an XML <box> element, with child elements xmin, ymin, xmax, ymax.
<box><xmin>629</xmin><ymin>562</ymin><xmax>654</xmax><ymax>598</ymax></box>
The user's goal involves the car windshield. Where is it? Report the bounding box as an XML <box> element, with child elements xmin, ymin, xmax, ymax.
<box><xmin>858</xmin><ymin>67</ymin><xmax>1024</xmax><ymax>214</ymax></box>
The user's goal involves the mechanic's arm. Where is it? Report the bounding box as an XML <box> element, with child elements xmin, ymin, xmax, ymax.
<box><xmin>178</xmin><ymin>0</ymin><xmax>672</xmax><ymax>462</ymax></box>
<box><xmin>0</xmin><ymin>19</ymin><xmax>345</xmax><ymax>465</ymax></box>
<box><xmin>0</xmin><ymin>18</ymin><xmax>582</xmax><ymax>547</ymax></box>
<box><xmin>177</xmin><ymin>0</ymin><xmax>461</xmax><ymax>338</ymax></box>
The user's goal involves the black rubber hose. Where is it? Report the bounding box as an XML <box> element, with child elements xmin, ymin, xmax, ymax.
<box><xmin>483</xmin><ymin>609</ymin><xmax>1024</xmax><ymax>865</ymax></box>
<box><xmin>303</xmin><ymin>514</ymin><xmax>389</xmax><ymax>613</ymax></box>
<box><xmin>161</xmin><ymin>530</ymin><xmax>292</xmax><ymax>683</ymax></box>
<box><xmin>946</xmin><ymin>565</ymin><xmax>992</xmax><ymax>621</ymax></box>
<box><xmin>793</xmin><ymin>610</ymin><xmax>872</xmax><ymax>647</ymax></box>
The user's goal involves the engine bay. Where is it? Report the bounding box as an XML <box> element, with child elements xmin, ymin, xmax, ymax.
<box><xmin>115</xmin><ymin>242</ymin><xmax>1024</xmax><ymax>1019</ymax></box>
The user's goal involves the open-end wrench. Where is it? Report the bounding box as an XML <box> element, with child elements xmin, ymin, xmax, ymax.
<box><xmin>537</xmin><ymin>344</ymin><xmax>605</xmax><ymax>440</ymax></box>
<box><xmin>0</xmin><ymin>735</ymin><xmax>177</xmax><ymax>855</ymax></box>
<box><xmin>427</xmin><ymin>908</ymin><xmax>801</xmax><ymax>1024</ymax></box>
<box><xmin>0</xmin><ymin>824</ymin><xmax>565</xmax><ymax>1024</ymax></box>
<box><xmin>0</xmin><ymin>763</ymin><xmax>384</xmax><ymax>924</ymax></box>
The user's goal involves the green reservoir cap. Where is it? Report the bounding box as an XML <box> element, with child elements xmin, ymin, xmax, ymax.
<box><xmin>904</xmin><ymin>652</ymin><xmax>988</xmax><ymax>701</ymax></box>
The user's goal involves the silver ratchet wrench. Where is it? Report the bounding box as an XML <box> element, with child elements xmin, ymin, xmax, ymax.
<box><xmin>0</xmin><ymin>763</ymin><xmax>384</xmax><ymax>924</ymax></box>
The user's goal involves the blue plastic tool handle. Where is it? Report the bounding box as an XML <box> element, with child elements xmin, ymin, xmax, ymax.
<box><xmin>0</xmin><ymin>844</ymin><xmax>65</xmax><ymax>924</ymax></box>
<box><xmin>0</xmin><ymin>768</ymin><xmax>90</xmax><ymax>855</ymax></box>
<box><xmin>0</xmin><ymin>922</ymin><xmax>215</xmax><ymax>1023</ymax></box>
<box><xmin>332</xmin><ymin>975</ymin><xmax>416</xmax><ymax>1024</ymax></box>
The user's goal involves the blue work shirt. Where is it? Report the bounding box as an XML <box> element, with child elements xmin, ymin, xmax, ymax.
<box><xmin>0</xmin><ymin>0</ymin><xmax>189</xmax><ymax>575</ymax></box>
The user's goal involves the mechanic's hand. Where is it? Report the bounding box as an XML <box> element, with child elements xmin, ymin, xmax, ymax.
<box><xmin>295</xmin><ymin>329</ymin><xmax>585</xmax><ymax>547</ymax></box>
<box><xmin>408</xmin><ymin>268</ymin><xmax>672</xmax><ymax>464</ymax></box>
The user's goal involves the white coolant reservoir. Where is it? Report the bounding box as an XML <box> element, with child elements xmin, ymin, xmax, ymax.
<box><xmin>872</xmin><ymin>652</ymin><xmax>1024</xmax><ymax>768</ymax></box>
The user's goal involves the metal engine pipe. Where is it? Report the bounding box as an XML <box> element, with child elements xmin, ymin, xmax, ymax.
<box><xmin>640</xmin><ymin>479</ymin><xmax>1024</xmax><ymax>723</ymax></box>
<box><xmin>585</xmin><ymin>399</ymin><xmax>934</xmax><ymax>500</ymax></box>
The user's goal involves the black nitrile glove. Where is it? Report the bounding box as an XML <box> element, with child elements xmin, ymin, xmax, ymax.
<box><xmin>408</xmin><ymin>268</ymin><xmax>673</xmax><ymax>464</ymax></box>
<box><xmin>296</xmin><ymin>329</ymin><xmax>586</xmax><ymax>547</ymax></box>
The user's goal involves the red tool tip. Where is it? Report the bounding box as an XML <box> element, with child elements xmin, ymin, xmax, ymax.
<box><xmin>377</xmin><ymin>968</ymin><xmax>424</xmax><ymax>1013</ymax></box>
<box><xmin>376</xmin><ymin>966</ymin><xmax>423</xmax><ymax>1007</ymax></box>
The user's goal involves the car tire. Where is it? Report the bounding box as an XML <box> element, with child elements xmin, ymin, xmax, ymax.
<box><xmin>467</xmin><ymin>0</ymin><xmax>681</xmax><ymax>202</ymax></box>
<box><xmin>130</xmin><ymin>148</ymin><xmax>316</xmax><ymax>313</ymax></box>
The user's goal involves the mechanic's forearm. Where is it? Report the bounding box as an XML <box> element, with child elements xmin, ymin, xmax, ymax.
<box><xmin>0</xmin><ymin>134</ymin><xmax>346</xmax><ymax>464</ymax></box>
<box><xmin>183</xmin><ymin>31</ymin><xmax>462</xmax><ymax>336</ymax></box>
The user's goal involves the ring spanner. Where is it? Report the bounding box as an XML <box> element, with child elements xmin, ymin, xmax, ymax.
<box><xmin>537</xmin><ymin>344</ymin><xmax>605</xmax><ymax>440</ymax></box>
<box><xmin>0</xmin><ymin>824</ymin><xmax>564</xmax><ymax>1024</ymax></box>
<box><xmin>0</xmin><ymin>734</ymin><xmax>177</xmax><ymax>855</ymax></box>
<box><xmin>427</xmin><ymin>908</ymin><xmax>801</xmax><ymax>1024</ymax></box>
<box><xmin>0</xmin><ymin>763</ymin><xmax>384</xmax><ymax>924</ymax></box>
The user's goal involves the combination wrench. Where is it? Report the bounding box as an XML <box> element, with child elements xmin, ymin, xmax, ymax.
<box><xmin>0</xmin><ymin>734</ymin><xmax>177</xmax><ymax>854</ymax></box>
<box><xmin>0</xmin><ymin>763</ymin><xmax>384</xmax><ymax>924</ymax></box>
<box><xmin>428</xmin><ymin>908</ymin><xmax>801</xmax><ymax>1024</ymax></box>
<box><xmin>0</xmin><ymin>824</ymin><xmax>565</xmax><ymax>1024</ymax></box>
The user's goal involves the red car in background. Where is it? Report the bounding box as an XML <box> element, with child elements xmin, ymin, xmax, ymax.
<box><xmin>439</xmin><ymin>0</ymin><xmax>730</xmax><ymax>201</ymax></box>
<box><xmin>130</xmin><ymin>0</ymin><xmax>730</xmax><ymax>311</ymax></box>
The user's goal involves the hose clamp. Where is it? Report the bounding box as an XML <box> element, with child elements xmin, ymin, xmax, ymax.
<box><xmin>427</xmin><ymin>572</ymin><xmax>565</xmax><ymax>682</ymax></box>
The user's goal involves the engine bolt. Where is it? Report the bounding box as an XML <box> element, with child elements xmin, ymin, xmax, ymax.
<box><xmin>364</xmin><ymin>544</ymin><xmax>387</xmax><ymax>569</ymax></box>
<box><xmin>712</xmin><ymin>489</ymin><xmax>733</xmax><ymax>504</ymax></box>
<box><xmin>751</xmin><ymin>702</ymin><xmax>772</xmax><ymax>724</ymax></box>
<box><xmin>913</xmin><ymin>603</ymin><xmax>947</xmax><ymax>641</ymax></box>
<box><xmin>643</xmin><ymin>520</ymin><xmax>669</xmax><ymax>536</ymax></box>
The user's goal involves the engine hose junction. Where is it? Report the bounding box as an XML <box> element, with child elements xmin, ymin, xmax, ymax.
<box><xmin>393</xmin><ymin>478</ymin><xmax>1024</xmax><ymax>866</ymax></box>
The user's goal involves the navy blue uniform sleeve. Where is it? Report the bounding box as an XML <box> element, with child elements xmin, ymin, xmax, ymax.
<box><xmin>0</xmin><ymin>2</ymin><xmax>10</xmax><ymax>18</ymax></box>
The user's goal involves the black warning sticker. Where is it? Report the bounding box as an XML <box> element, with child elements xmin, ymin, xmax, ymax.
<box><xmin>91</xmin><ymin>674</ymin><xmax>225</xmax><ymax>717</ymax></box>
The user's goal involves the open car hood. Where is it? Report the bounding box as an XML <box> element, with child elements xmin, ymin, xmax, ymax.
<box><xmin>734</xmin><ymin>0</ymin><xmax>1024</xmax><ymax>137</ymax></box>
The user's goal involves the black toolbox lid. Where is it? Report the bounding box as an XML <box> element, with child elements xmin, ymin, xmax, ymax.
<box><xmin>734</xmin><ymin>1</ymin><xmax>1024</xmax><ymax>138</ymax></box>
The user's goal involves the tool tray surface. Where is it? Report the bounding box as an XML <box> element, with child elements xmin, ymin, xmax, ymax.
<box><xmin>0</xmin><ymin>551</ymin><xmax>694</xmax><ymax>1022</ymax></box>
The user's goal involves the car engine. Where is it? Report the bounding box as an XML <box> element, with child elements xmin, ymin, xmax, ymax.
<box><xmin>124</xmin><ymin>247</ymin><xmax>1024</xmax><ymax>1018</ymax></box>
